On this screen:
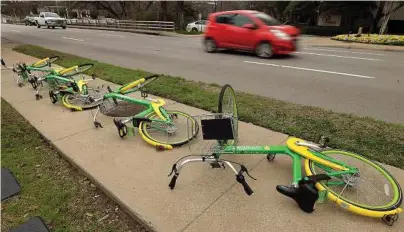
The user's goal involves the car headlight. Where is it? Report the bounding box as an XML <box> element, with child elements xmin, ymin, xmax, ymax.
<box><xmin>270</xmin><ymin>29</ymin><xmax>291</xmax><ymax>40</ymax></box>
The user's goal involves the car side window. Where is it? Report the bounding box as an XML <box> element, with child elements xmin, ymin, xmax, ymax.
<box><xmin>195</xmin><ymin>21</ymin><xmax>200</xmax><ymax>25</ymax></box>
<box><xmin>231</xmin><ymin>14</ymin><xmax>254</xmax><ymax>27</ymax></box>
<box><xmin>215</xmin><ymin>14</ymin><xmax>235</xmax><ymax>25</ymax></box>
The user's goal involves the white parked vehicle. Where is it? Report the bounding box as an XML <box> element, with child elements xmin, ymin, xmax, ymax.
<box><xmin>186</xmin><ymin>20</ymin><xmax>208</xmax><ymax>32</ymax></box>
<box><xmin>35</xmin><ymin>12</ymin><xmax>67</xmax><ymax>29</ymax></box>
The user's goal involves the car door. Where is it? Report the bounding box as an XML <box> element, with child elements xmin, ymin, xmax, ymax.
<box><xmin>213</xmin><ymin>13</ymin><xmax>235</xmax><ymax>47</ymax></box>
<box><xmin>226</xmin><ymin>14</ymin><xmax>257</xmax><ymax>49</ymax></box>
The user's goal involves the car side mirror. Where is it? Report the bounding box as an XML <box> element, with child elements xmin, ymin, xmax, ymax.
<box><xmin>242</xmin><ymin>23</ymin><xmax>257</xmax><ymax>30</ymax></box>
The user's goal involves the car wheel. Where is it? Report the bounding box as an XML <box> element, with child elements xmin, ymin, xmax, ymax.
<box><xmin>36</xmin><ymin>21</ymin><xmax>40</xmax><ymax>28</ymax></box>
<box><xmin>255</xmin><ymin>42</ymin><xmax>273</xmax><ymax>58</ymax></box>
<box><xmin>52</xmin><ymin>26</ymin><xmax>55</xmax><ymax>29</ymax></box>
<box><xmin>204</xmin><ymin>38</ymin><xmax>217</xmax><ymax>53</ymax></box>
<box><xmin>62</xmin><ymin>26</ymin><xmax>66</xmax><ymax>29</ymax></box>
<box><xmin>192</xmin><ymin>28</ymin><xmax>198</xmax><ymax>32</ymax></box>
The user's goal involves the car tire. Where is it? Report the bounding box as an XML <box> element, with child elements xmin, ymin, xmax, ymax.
<box><xmin>255</xmin><ymin>42</ymin><xmax>273</xmax><ymax>58</ymax></box>
<box><xmin>204</xmin><ymin>38</ymin><xmax>217</xmax><ymax>53</ymax></box>
<box><xmin>192</xmin><ymin>28</ymin><xmax>198</xmax><ymax>32</ymax></box>
<box><xmin>36</xmin><ymin>21</ymin><xmax>40</xmax><ymax>28</ymax></box>
<box><xmin>52</xmin><ymin>26</ymin><xmax>55</xmax><ymax>29</ymax></box>
<box><xmin>62</xmin><ymin>26</ymin><xmax>66</xmax><ymax>29</ymax></box>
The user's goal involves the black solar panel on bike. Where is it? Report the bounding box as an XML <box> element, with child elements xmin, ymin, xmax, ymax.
<box><xmin>201</xmin><ymin>118</ymin><xmax>234</xmax><ymax>140</ymax></box>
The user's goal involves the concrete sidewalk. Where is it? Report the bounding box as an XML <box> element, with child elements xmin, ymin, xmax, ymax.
<box><xmin>304</xmin><ymin>36</ymin><xmax>404</xmax><ymax>52</ymax></box>
<box><xmin>2</xmin><ymin>43</ymin><xmax>404</xmax><ymax>232</ymax></box>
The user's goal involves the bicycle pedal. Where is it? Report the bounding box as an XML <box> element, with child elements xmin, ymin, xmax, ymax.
<box><xmin>382</xmin><ymin>213</ymin><xmax>399</xmax><ymax>226</ymax></box>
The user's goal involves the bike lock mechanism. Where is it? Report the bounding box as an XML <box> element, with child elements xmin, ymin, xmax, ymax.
<box><xmin>168</xmin><ymin>155</ymin><xmax>256</xmax><ymax>196</ymax></box>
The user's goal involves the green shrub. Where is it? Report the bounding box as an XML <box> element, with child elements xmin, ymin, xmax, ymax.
<box><xmin>331</xmin><ymin>34</ymin><xmax>404</xmax><ymax>46</ymax></box>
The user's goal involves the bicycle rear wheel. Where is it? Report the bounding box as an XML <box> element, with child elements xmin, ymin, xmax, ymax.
<box><xmin>139</xmin><ymin>110</ymin><xmax>199</xmax><ymax>149</ymax></box>
<box><xmin>218</xmin><ymin>84</ymin><xmax>238</xmax><ymax>145</ymax></box>
<box><xmin>305</xmin><ymin>149</ymin><xmax>402</xmax><ymax>217</ymax></box>
<box><xmin>61</xmin><ymin>87</ymin><xmax>104</xmax><ymax>111</ymax></box>
<box><xmin>60</xmin><ymin>63</ymin><xmax>94</xmax><ymax>77</ymax></box>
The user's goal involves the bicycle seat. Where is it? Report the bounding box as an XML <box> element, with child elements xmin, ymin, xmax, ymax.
<box><xmin>277</xmin><ymin>174</ymin><xmax>330</xmax><ymax>213</ymax></box>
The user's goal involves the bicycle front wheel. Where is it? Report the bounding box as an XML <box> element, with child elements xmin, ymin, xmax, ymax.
<box><xmin>218</xmin><ymin>84</ymin><xmax>238</xmax><ymax>145</ymax></box>
<box><xmin>61</xmin><ymin>88</ymin><xmax>103</xmax><ymax>111</ymax></box>
<box><xmin>305</xmin><ymin>149</ymin><xmax>403</xmax><ymax>218</ymax></box>
<box><xmin>139</xmin><ymin>110</ymin><xmax>199</xmax><ymax>149</ymax></box>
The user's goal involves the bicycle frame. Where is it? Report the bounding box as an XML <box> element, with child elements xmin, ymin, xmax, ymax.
<box><xmin>93</xmin><ymin>76</ymin><xmax>174</xmax><ymax>128</ymax></box>
<box><xmin>215</xmin><ymin>143</ymin><xmax>358</xmax><ymax>186</ymax></box>
<box><xmin>102</xmin><ymin>92</ymin><xmax>173</xmax><ymax>124</ymax></box>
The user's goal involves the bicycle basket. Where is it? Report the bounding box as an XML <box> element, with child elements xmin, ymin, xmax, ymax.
<box><xmin>186</xmin><ymin>113</ymin><xmax>238</xmax><ymax>156</ymax></box>
<box><xmin>99</xmin><ymin>99</ymin><xmax>146</xmax><ymax>117</ymax></box>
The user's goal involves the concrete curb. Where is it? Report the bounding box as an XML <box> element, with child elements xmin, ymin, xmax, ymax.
<box><xmin>67</xmin><ymin>25</ymin><xmax>176</xmax><ymax>37</ymax></box>
<box><xmin>309</xmin><ymin>44</ymin><xmax>404</xmax><ymax>53</ymax></box>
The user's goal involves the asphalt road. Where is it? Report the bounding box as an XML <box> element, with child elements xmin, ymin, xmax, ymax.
<box><xmin>2</xmin><ymin>24</ymin><xmax>403</xmax><ymax>124</ymax></box>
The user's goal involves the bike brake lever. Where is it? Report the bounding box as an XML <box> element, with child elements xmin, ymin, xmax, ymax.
<box><xmin>240</xmin><ymin>165</ymin><xmax>257</xmax><ymax>180</ymax></box>
<box><xmin>168</xmin><ymin>164</ymin><xmax>177</xmax><ymax>177</ymax></box>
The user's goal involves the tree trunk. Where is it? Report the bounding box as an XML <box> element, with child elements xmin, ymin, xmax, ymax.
<box><xmin>161</xmin><ymin>1</ymin><xmax>168</xmax><ymax>21</ymax></box>
<box><xmin>372</xmin><ymin>2</ymin><xmax>385</xmax><ymax>33</ymax></box>
<box><xmin>176</xmin><ymin>1</ymin><xmax>184</xmax><ymax>30</ymax></box>
<box><xmin>379</xmin><ymin>14</ymin><xmax>391</xmax><ymax>35</ymax></box>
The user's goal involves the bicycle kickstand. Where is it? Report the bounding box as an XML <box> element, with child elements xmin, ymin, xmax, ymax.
<box><xmin>93</xmin><ymin>106</ymin><xmax>103</xmax><ymax>128</ymax></box>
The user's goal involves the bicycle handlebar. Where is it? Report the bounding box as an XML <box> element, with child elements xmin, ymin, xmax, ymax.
<box><xmin>236</xmin><ymin>174</ymin><xmax>254</xmax><ymax>196</ymax></box>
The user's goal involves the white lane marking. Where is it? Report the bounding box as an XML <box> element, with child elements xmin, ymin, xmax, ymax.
<box><xmin>303</xmin><ymin>47</ymin><xmax>385</xmax><ymax>56</ymax></box>
<box><xmin>62</xmin><ymin>37</ymin><xmax>84</xmax><ymax>42</ymax></box>
<box><xmin>11</xmin><ymin>30</ymin><xmax>21</xmax><ymax>33</ymax></box>
<box><xmin>295</xmin><ymin>52</ymin><xmax>381</xmax><ymax>61</ymax></box>
<box><xmin>244</xmin><ymin>61</ymin><xmax>376</xmax><ymax>79</ymax></box>
<box><xmin>100</xmin><ymin>33</ymin><xmax>125</xmax><ymax>38</ymax></box>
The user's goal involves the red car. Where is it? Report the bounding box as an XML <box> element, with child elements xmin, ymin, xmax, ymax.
<box><xmin>203</xmin><ymin>10</ymin><xmax>300</xmax><ymax>58</ymax></box>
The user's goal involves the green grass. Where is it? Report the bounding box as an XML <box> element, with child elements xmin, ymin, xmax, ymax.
<box><xmin>1</xmin><ymin>99</ymin><xmax>147</xmax><ymax>232</ymax></box>
<box><xmin>12</xmin><ymin>44</ymin><xmax>404</xmax><ymax>169</ymax></box>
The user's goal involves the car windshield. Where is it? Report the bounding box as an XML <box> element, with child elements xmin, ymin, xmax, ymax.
<box><xmin>45</xmin><ymin>13</ymin><xmax>60</xmax><ymax>18</ymax></box>
<box><xmin>253</xmin><ymin>12</ymin><xmax>281</xmax><ymax>26</ymax></box>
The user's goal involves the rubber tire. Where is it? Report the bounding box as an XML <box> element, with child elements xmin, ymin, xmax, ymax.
<box><xmin>62</xmin><ymin>26</ymin><xmax>66</xmax><ymax>29</ymax></box>
<box><xmin>52</xmin><ymin>26</ymin><xmax>55</xmax><ymax>29</ymax></box>
<box><xmin>218</xmin><ymin>84</ymin><xmax>238</xmax><ymax>145</ymax></box>
<box><xmin>192</xmin><ymin>28</ymin><xmax>198</xmax><ymax>32</ymax></box>
<box><xmin>255</xmin><ymin>42</ymin><xmax>273</xmax><ymax>58</ymax></box>
<box><xmin>306</xmin><ymin>149</ymin><xmax>403</xmax><ymax>211</ymax></box>
<box><xmin>36</xmin><ymin>21</ymin><xmax>40</xmax><ymax>28</ymax></box>
<box><xmin>62</xmin><ymin>91</ymin><xmax>102</xmax><ymax>111</ymax></box>
<box><xmin>139</xmin><ymin>110</ymin><xmax>199</xmax><ymax>147</ymax></box>
<box><xmin>204</xmin><ymin>38</ymin><xmax>217</xmax><ymax>53</ymax></box>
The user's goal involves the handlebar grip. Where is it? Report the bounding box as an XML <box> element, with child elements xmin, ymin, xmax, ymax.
<box><xmin>169</xmin><ymin>174</ymin><xmax>178</xmax><ymax>189</ymax></box>
<box><xmin>236</xmin><ymin>174</ymin><xmax>254</xmax><ymax>196</ymax></box>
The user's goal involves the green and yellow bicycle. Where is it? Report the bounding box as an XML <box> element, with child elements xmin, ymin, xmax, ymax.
<box><xmin>72</xmin><ymin>75</ymin><xmax>200</xmax><ymax>150</ymax></box>
<box><xmin>168</xmin><ymin>84</ymin><xmax>402</xmax><ymax>226</ymax></box>
<box><xmin>3</xmin><ymin>56</ymin><xmax>60</xmax><ymax>87</ymax></box>
<box><xmin>27</xmin><ymin>63</ymin><xmax>97</xmax><ymax>104</ymax></box>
